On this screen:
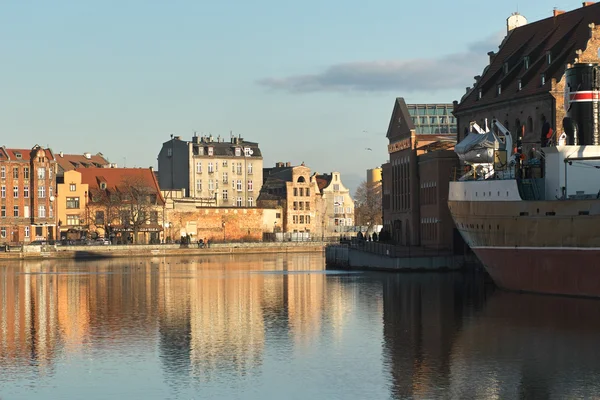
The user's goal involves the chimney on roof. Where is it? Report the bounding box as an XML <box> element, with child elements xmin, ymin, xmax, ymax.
<box><xmin>286</xmin><ymin>162</ymin><xmax>291</xmax><ymax>167</ymax></box>
<box><xmin>507</xmin><ymin>12</ymin><xmax>527</xmax><ymax>34</ymax></box>
<box><xmin>583</xmin><ymin>1</ymin><xmax>595</xmax><ymax>6</ymax></box>
<box><xmin>487</xmin><ymin>51</ymin><xmax>496</xmax><ymax>64</ymax></box>
<box><xmin>59</xmin><ymin>151</ymin><xmax>64</xmax><ymax>157</ymax></box>
<box><xmin>84</xmin><ymin>152</ymin><xmax>91</xmax><ymax>159</ymax></box>
<box><xmin>553</xmin><ymin>8</ymin><xmax>565</xmax><ymax>17</ymax></box>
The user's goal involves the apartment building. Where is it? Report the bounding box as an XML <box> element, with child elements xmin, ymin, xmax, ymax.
<box><xmin>0</xmin><ymin>145</ymin><xmax>57</xmax><ymax>244</ymax></box>
<box><xmin>157</xmin><ymin>134</ymin><xmax>263</xmax><ymax>207</ymax></box>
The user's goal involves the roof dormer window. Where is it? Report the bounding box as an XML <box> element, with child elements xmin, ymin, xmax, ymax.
<box><xmin>208</xmin><ymin>146</ymin><xmax>214</xmax><ymax>156</ymax></box>
<box><xmin>541</xmin><ymin>74</ymin><xmax>546</xmax><ymax>86</ymax></box>
<box><xmin>497</xmin><ymin>84</ymin><xmax>502</xmax><ymax>96</ymax></box>
<box><xmin>235</xmin><ymin>147</ymin><xmax>241</xmax><ymax>157</ymax></box>
<box><xmin>517</xmin><ymin>79</ymin><xmax>522</xmax><ymax>91</ymax></box>
<box><xmin>478</xmin><ymin>89</ymin><xmax>482</xmax><ymax>100</ymax></box>
<box><xmin>546</xmin><ymin>51</ymin><xmax>552</xmax><ymax>64</ymax></box>
<box><xmin>524</xmin><ymin>56</ymin><xmax>530</xmax><ymax>70</ymax></box>
<box><xmin>503</xmin><ymin>63</ymin><xmax>509</xmax><ymax>74</ymax></box>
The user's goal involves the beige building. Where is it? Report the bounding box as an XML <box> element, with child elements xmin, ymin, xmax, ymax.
<box><xmin>56</xmin><ymin>170</ymin><xmax>89</xmax><ymax>240</ymax></box>
<box><xmin>258</xmin><ymin>162</ymin><xmax>321</xmax><ymax>235</ymax></box>
<box><xmin>315</xmin><ymin>172</ymin><xmax>355</xmax><ymax>235</ymax></box>
<box><xmin>157</xmin><ymin>134</ymin><xmax>263</xmax><ymax>207</ymax></box>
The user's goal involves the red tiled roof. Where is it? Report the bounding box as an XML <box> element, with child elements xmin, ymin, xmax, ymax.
<box><xmin>455</xmin><ymin>3</ymin><xmax>600</xmax><ymax>112</ymax></box>
<box><xmin>76</xmin><ymin>167</ymin><xmax>165</xmax><ymax>205</ymax></box>
<box><xmin>1</xmin><ymin>147</ymin><xmax>54</xmax><ymax>161</ymax></box>
<box><xmin>56</xmin><ymin>153</ymin><xmax>109</xmax><ymax>172</ymax></box>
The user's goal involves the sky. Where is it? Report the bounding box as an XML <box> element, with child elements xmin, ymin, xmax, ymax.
<box><xmin>0</xmin><ymin>0</ymin><xmax>586</xmax><ymax>193</ymax></box>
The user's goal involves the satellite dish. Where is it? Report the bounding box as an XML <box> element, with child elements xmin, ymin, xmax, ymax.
<box><xmin>50</xmin><ymin>196</ymin><xmax>55</xmax><ymax>202</ymax></box>
<box><xmin>249</xmin><ymin>149</ymin><xmax>254</xmax><ymax>155</ymax></box>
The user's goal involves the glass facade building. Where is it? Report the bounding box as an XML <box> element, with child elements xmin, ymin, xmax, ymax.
<box><xmin>407</xmin><ymin>104</ymin><xmax>457</xmax><ymax>134</ymax></box>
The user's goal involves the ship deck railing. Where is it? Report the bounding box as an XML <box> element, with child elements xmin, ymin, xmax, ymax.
<box><xmin>450</xmin><ymin>164</ymin><xmax>543</xmax><ymax>182</ymax></box>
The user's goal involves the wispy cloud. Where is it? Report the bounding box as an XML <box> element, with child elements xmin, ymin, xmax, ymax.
<box><xmin>257</xmin><ymin>32</ymin><xmax>504</xmax><ymax>94</ymax></box>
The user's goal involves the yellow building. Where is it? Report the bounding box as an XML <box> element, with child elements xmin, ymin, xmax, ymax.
<box><xmin>56</xmin><ymin>170</ymin><xmax>89</xmax><ymax>240</ymax></box>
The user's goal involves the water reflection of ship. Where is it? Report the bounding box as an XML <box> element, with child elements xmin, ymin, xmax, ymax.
<box><xmin>381</xmin><ymin>272</ymin><xmax>491</xmax><ymax>399</ymax></box>
<box><xmin>450</xmin><ymin>292</ymin><xmax>600</xmax><ymax>399</ymax></box>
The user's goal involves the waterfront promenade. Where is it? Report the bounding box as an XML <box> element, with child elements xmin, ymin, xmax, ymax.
<box><xmin>0</xmin><ymin>241</ymin><xmax>325</xmax><ymax>261</ymax></box>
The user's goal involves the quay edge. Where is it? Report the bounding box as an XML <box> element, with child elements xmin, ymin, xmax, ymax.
<box><xmin>325</xmin><ymin>245</ymin><xmax>477</xmax><ymax>272</ymax></box>
<box><xmin>0</xmin><ymin>242</ymin><xmax>325</xmax><ymax>261</ymax></box>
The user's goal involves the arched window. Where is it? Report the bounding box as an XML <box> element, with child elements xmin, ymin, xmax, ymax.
<box><xmin>527</xmin><ymin>116</ymin><xmax>533</xmax><ymax>133</ymax></box>
<box><xmin>297</xmin><ymin>176</ymin><xmax>306</xmax><ymax>183</ymax></box>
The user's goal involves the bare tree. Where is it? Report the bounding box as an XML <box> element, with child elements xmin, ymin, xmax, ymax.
<box><xmin>89</xmin><ymin>186</ymin><xmax>121</xmax><ymax>234</ymax></box>
<box><xmin>118</xmin><ymin>175</ymin><xmax>159</xmax><ymax>244</ymax></box>
<box><xmin>354</xmin><ymin>180</ymin><xmax>382</xmax><ymax>233</ymax></box>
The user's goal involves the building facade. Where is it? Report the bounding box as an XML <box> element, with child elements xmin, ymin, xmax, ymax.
<box><xmin>258</xmin><ymin>162</ymin><xmax>321</xmax><ymax>235</ymax></box>
<box><xmin>382</xmin><ymin>98</ymin><xmax>459</xmax><ymax>249</ymax></box>
<box><xmin>453</xmin><ymin>4</ymin><xmax>600</xmax><ymax>157</ymax></box>
<box><xmin>77</xmin><ymin>167</ymin><xmax>165</xmax><ymax>244</ymax></box>
<box><xmin>315</xmin><ymin>172</ymin><xmax>355</xmax><ymax>235</ymax></box>
<box><xmin>157</xmin><ymin>134</ymin><xmax>263</xmax><ymax>207</ymax></box>
<box><xmin>0</xmin><ymin>146</ymin><xmax>57</xmax><ymax>244</ymax></box>
<box><xmin>56</xmin><ymin>170</ymin><xmax>89</xmax><ymax>240</ymax></box>
<box><xmin>407</xmin><ymin>104</ymin><xmax>457</xmax><ymax>135</ymax></box>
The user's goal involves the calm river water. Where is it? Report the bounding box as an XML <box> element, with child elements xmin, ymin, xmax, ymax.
<box><xmin>1</xmin><ymin>253</ymin><xmax>600</xmax><ymax>399</ymax></box>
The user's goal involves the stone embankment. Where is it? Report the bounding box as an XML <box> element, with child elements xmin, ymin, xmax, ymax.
<box><xmin>326</xmin><ymin>243</ymin><xmax>479</xmax><ymax>271</ymax></box>
<box><xmin>0</xmin><ymin>242</ymin><xmax>325</xmax><ymax>261</ymax></box>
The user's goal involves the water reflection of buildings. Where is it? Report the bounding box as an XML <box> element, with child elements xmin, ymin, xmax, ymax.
<box><xmin>0</xmin><ymin>259</ymin><xmax>160</xmax><ymax>380</ymax></box>
<box><xmin>381</xmin><ymin>272</ymin><xmax>490</xmax><ymax>399</ymax></box>
<box><xmin>1</xmin><ymin>253</ymin><xmax>345</xmax><ymax>389</ymax></box>
<box><xmin>157</xmin><ymin>253</ymin><xmax>328</xmax><ymax>383</ymax></box>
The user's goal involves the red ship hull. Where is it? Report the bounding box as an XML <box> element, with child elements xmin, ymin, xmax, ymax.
<box><xmin>474</xmin><ymin>247</ymin><xmax>600</xmax><ymax>297</ymax></box>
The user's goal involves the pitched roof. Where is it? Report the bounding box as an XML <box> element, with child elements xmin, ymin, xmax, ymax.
<box><xmin>55</xmin><ymin>153</ymin><xmax>110</xmax><ymax>172</ymax></box>
<box><xmin>386</xmin><ymin>98</ymin><xmax>415</xmax><ymax>141</ymax></box>
<box><xmin>455</xmin><ymin>4</ymin><xmax>600</xmax><ymax>112</ymax></box>
<box><xmin>76</xmin><ymin>167</ymin><xmax>165</xmax><ymax>205</ymax></box>
<box><xmin>0</xmin><ymin>146</ymin><xmax>54</xmax><ymax>161</ymax></box>
<box><xmin>169</xmin><ymin>136</ymin><xmax>263</xmax><ymax>158</ymax></box>
<box><xmin>315</xmin><ymin>174</ymin><xmax>332</xmax><ymax>192</ymax></box>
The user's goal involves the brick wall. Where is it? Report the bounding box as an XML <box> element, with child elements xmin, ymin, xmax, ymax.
<box><xmin>165</xmin><ymin>207</ymin><xmax>269</xmax><ymax>242</ymax></box>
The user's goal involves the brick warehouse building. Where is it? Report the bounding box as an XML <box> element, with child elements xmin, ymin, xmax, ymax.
<box><xmin>0</xmin><ymin>145</ymin><xmax>57</xmax><ymax>244</ymax></box>
<box><xmin>453</xmin><ymin>3</ymin><xmax>600</xmax><ymax>154</ymax></box>
<box><xmin>382</xmin><ymin>98</ymin><xmax>459</xmax><ymax>250</ymax></box>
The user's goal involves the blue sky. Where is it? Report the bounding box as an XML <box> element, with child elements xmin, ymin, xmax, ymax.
<box><xmin>0</xmin><ymin>0</ymin><xmax>583</xmax><ymax>192</ymax></box>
